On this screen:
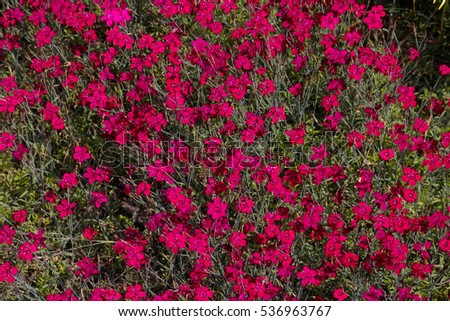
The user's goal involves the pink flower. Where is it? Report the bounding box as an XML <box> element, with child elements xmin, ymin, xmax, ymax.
<box><xmin>397</xmin><ymin>287</ymin><xmax>424</xmax><ymax>301</ymax></box>
<box><xmin>0</xmin><ymin>132</ymin><xmax>15</xmax><ymax>151</ymax></box>
<box><xmin>46</xmin><ymin>289</ymin><xmax>78</xmax><ymax>301</ymax></box>
<box><xmin>320</xmin><ymin>12</ymin><xmax>339</xmax><ymax>31</ymax></box>
<box><xmin>288</xmin><ymin>83</ymin><xmax>303</xmax><ymax>96</ymax></box>
<box><xmin>91</xmin><ymin>288</ymin><xmax>122</xmax><ymax>301</ymax></box>
<box><xmin>348</xmin><ymin>64</ymin><xmax>365</xmax><ymax>81</ymax></box>
<box><xmin>51</xmin><ymin>117</ymin><xmax>65</xmax><ymax>131</ymax></box>
<box><xmin>41</xmin><ymin>102</ymin><xmax>59</xmax><ymax>121</ymax></box>
<box><xmin>363</xmin><ymin>5</ymin><xmax>385</xmax><ymax>30</ymax></box>
<box><xmin>285</xmin><ymin>126</ymin><xmax>306</xmax><ymax>145</ymax></box>
<box><xmin>18</xmin><ymin>241</ymin><xmax>37</xmax><ymax>261</ymax></box>
<box><xmin>280</xmin><ymin>230</ymin><xmax>295</xmax><ymax>245</ymax></box>
<box><xmin>0</xmin><ymin>262</ymin><xmax>18</xmax><ymax>283</ymax></box>
<box><xmin>84</xmin><ymin>166</ymin><xmax>111</xmax><ymax>184</ymax></box>
<box><xmin>159</xmin><ymin>226</ymin><xmax>187</xmax><ymax>254</ymax></box>
<box><xmin>344</xmin><ymin>30</ymin><xmax>362</xmax><ymax>46</ymax></box>
<box><xmin>13</xmin><ymin>209</ymin><xmax>27</xmax><ymax>225</ymax></box>
<box><xmin>402</xmin><ymin>188</ymin><xmax>417</xmax><ymax>203</ymax></box>
<box><xmin>438</xmin><ymin>236</ymin><xmax>450</xmax><ymax>253</ymax></box>
<box><xmin>125</xmin><ymin>284</ymin><xmax>147</xmax><ymax>301</ymax></box>
<box><xmin>322</xmin><ymin>111</ymin><xmax>344</xmax><ymax>130</ymax></box>
<box><xmin>28</xmin><ymin>9</ymin><xmax>47</xmax><ymax>26</ymax></box>
<box><xmin>44</xmin><ymin>190</ymin><xmax>57</xmax><ymax>203</ymax></box>
<box><xmin>0</xmin><ymin>76</ymin><xmax>17</xmax><ymax>92</ymax></box>
<box><xmin>333</xmin><ymin>288</ymin><xmax>348</xmax><ymax>301</ymax></box>
<box><xmin>439</xmin><ymin>64</ymin><xmax>450</xmax><ymax>76</ymax></box>
<box><xmin>341</xmin><ymin>252</ymin><xmax>359</xmax><ymax>268</ymax></box>
<box><xmin>409</xmin><ymin>48</ymin><xmax>420</xmax><ymax>61</ymax></box>
<box><xmin>123</xmin><ymin>245</ymin><xmax>147</xmax><ymax>269</ymax></box>
<box><xmin>411</xmin><ymin>262</ymin><xmax>433</xmax><ymax>280</ymax></box>
<box><xmin>258</xmin><ymin>79</ymin><xmax>275</xmax><ymax>96</ymax></box>
<box><xmin>56</xmin><ymin>199</ymin><xmax>76</xmax><ymax>218</ymax></box>
<box><xmin>28</xmin><ymin>229</ymin><xmax>46</xmax><ymax>249</ymax></box>
<box><xmin>58</xmin><ymin>173</ymin><xmax>78</xmax><ymax>189</ymax></box>
<box><xmin>413</xmin><ymin>118</ymin><xmax>428</xmax><ymax>134</ymax></box>
<box><xmin>136</xmin><ymin>182</ymin><xmax>152</xmax><ymax>196</ymax></box>
<box><xmin>362</xmin><ymin>286</ymin><xmax>384</xmax><ymax>300</ymax></box>
<box><xmin>371</xmin><ymin>193</ymin><xmax>387</xmax><ymax>213</ymax></box>
<box><xmin>36</xmin><ymin>26</ymin><xmax>55</xmax><ymax>48</ymax></box>
<box><xmin>366</xmin><ymin>120</ymin><xmax>384</xmax><ymax>137</ymax></box>
<box><xmin>401</xmin><ymin>167</ymin><xmax>422</xmax><ymax>186</ymax></box>
<box><xmin>114</xmin><ymin>233</ymin><xmax>148</xmax><ymax>270</ymax></box>
<box><xmin>310</xmin><ymin>144</ymin><xmax>329</xmax><ymax>162</ymax></box>
<box><xmin>82</xmin><ymin>227</ymin><xmax>98</xmax><ymax>240</ymax></box>
<box><xmin>352</xmin><ymin>202</ymin><xmax>373</xmax><ymax>221</ymax></box>
<box><xmin>379</xmin><ymin>148</ymin><xmax>395</xmax><ymax>161</ymax></box>
<box><xmin>101</xmin><ymin>7</ymin><xmax>132</xmax><ymax>26</ymax></box>
<box><xmin>1</xmin><ymin>8</ymin><xmax>24</xmax><ymax>27</ymax></box>
<box><xmin>397</xmin><ymin>86</ymin><xmax>417</xmax><ymax>110</ymax></box>
<box><xmin>207</xmin><ymin>197</ymin><xmax>228</xmax><ymax>219</ymax></box>
<box><xmin>0</xmin><ymin>225</ymin><xmax>16</xmax><ymax>245</ymax></box>
<box><xmin>296</xmin><ymin>266</ymin><xmax>321</xmax><ymax>287</ymax></box>
<box><xmin>12</xmin><ymin>143</ymin><xmax>29</xmax><ymax>161</ymax></box>
<box><xmin>90</xmin><ymin>191</ymin><xmax>108</xmax><ymax>208</ymax></box>
<box><xmin>193</xmin><ymin>286</ymin><xmax>213</xmax><ymax>301</ymax></box>
<box><xmin>441</xmin><ymin>132</ymin><xmax>450</xmax><ymax>148</ymax></box>
<box><xmin>235</xmin><ymin>197</ymin><xmax>253</xmax><ymax>214</ymax></box>
<box><xmin>73</xmin><ymin>146</ymin><xmax>91</xmax><ymax>163</ymax></box>
<box><xmin>265</xmin><ymin>223</ymin><xmax>280</xmax><ymax>239</ymax></box>
<box><xmin>74</xmin><ymin>257</ymin><xmax>99</xmax><ymax>279</ymax></box>
<box><xmin>229</xmin><ymin>231</ymin><xmax>247</xmax><ymax>248</ymax></box>
<box><xmin>106</xmin><ymin>26</ymin><xmax>134</xmax><ymax>49</ymax></box>
<box><xmin>347</xmin><ymin>131</ymin><xmax>365</xmax><ymax>148</ymax></box>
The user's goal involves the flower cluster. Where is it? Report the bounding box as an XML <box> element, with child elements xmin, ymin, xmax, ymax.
<box><xmin>0</xmin><ymin>0</ymin><xmax>449</xmax><ymax>301</ymax></box>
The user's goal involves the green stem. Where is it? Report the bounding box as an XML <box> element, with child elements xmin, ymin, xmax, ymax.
<box><xmin>440</xmin><ymin>1</ymin><xmax>448</xmax><ymax>40</ymax></box>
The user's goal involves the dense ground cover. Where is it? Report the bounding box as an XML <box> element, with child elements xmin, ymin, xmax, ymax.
<box><xmin>0</xmin><ymin>0</ymin><xmax>449</xmax><ymax>300</ymax></box>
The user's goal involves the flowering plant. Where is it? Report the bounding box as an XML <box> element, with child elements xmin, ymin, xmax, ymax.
<box><xmin>0</xmin><ymin>0</ymin><xmax>449</xmax><ymax>301</ymax></box>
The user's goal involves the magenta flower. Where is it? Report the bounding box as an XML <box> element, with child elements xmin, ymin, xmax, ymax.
<box><xmin>90</xmin><ymin>288</ymin><xmax>122</xmax><ymax>301</ymax></box>
<box><xmin>74</xmin><ymin>257</ymin><xmax>99</xmax><ymax>279</ymax></box>
<box><xmin>0</xmin><ymin>132</ymin><xmax>15</xmax><ymax>151</ymax></box>
<box><xmin>439</xmin><ymin>64</ymin><xmax>450</xmax><ymax>76</ymax></box>
<box><xmin>0</xmin><ymin>225</ymin><xmax>16</xmax><ymax>245</ymax></box>
<box><xmin>402</xmin><ymin>188</ymin><xmax>417</xmax><ymax>203</ymax></box>
<box><xmin>229</xmin><ymin>232</ymin><xmax>247</xmax><ymax>248</ymax></box>
<box><xmin>207</xmin><ymin>197</ymin><xmax>228</xmax><ymax>219</ymax></box>
<box><xmin>36</xmin><ymin>26</ymin><xmax>55</xmax><ymax>48</ymax></box>
<box><xmin>18</xmin><ymin>241</ymin><xmax>37</xmax><ymax>261</ymax></box>
<box><xmin>363</xmin><ymin>5</ymin><xmax>385</xmax><ymax>30</ymax></box>
<box><xmin>73</xmin><ymin>146</ymin><xmax>91</xmax><ymax>163</ymax></box>
<box><xmin>125</xmin><ymin>284</ymin><xmax>147</xmax><ymax>301</ymax></box>
<box><xmin>58</xmin><ymin>173</ymin><xmax>78</xmax><ymax>189</ymax></box>
<box><xmin>285</xmin><ymin>126</ymin><xmax>306</xmax><ymax>145</ymax></box>
<box><xmin>235</xmin><ymin>197</ymin><xmax>253</xmax><ymax>214</ymax></box>
<box><xmin>296</xmin><ymin>266</ymin><xmax>321</xmax><ymax>287</ymax></box>
<box><xmin>12</xmin><ymin>143</ymin><xmax>29</xmax><ymax>161</ymax></box>
<box><xmin>90</xmin><ymin>191</ymin><xmax>108</xmax><ymax>208</ymax></box>
<box><xmin>409</xmin><ymin>48</ymin><xmax>420</xmax><ymax>61</ymax></box>
<box><xmin>320</xmin><ymin>12</ymin><xmax>339</xmax><ymax>31</ymax></box>
<box><xmin>82</xmin><ymin>227</ymin><xmax>98</xmax><ymax>240</ymax></box>
<box><xmin>193</xmin><ymin>286</ymin><xmax>213</xmax><ymax>301</ymax></box>
<box><xmin>333</xmin><ymin>288</ymin><xmax>348</xmax><ymax>301</ymax></box>
<box><xmin>401</xmin><ymin>167</ymin><xmax>422</xmax><ymax>186</ymax></box>
<box><xmin>46</xmin><ymin>289</ymin><xmax>78</xmax><ymax>301</ymax></box>
<box><xmin>56</xmin><ymin>199</ymin><xmax>76</xmax><ymax>218</ymax></box>
<box><xmin>101</xmin><ymin>7</ymin><xmax>131</xmax><ymax>26</ymax></box>
<box><xmin>13</xmin><ymin>209</ymin><xmax>27</xmax><ymax>225</ymax></box>
<box><xmin>0</xmin><ymin>262</ymin><xmax>18</xmax><ymax>283</ymax></box>
<box><xmin>362</xmin><ymin>286</ymin><xmax>384</xmax><ymax>301</ymax></box>
<box><xmin>379</xmin><ymin>148</ymin><xmax>395</xmax><ymax>161</ymax></box>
